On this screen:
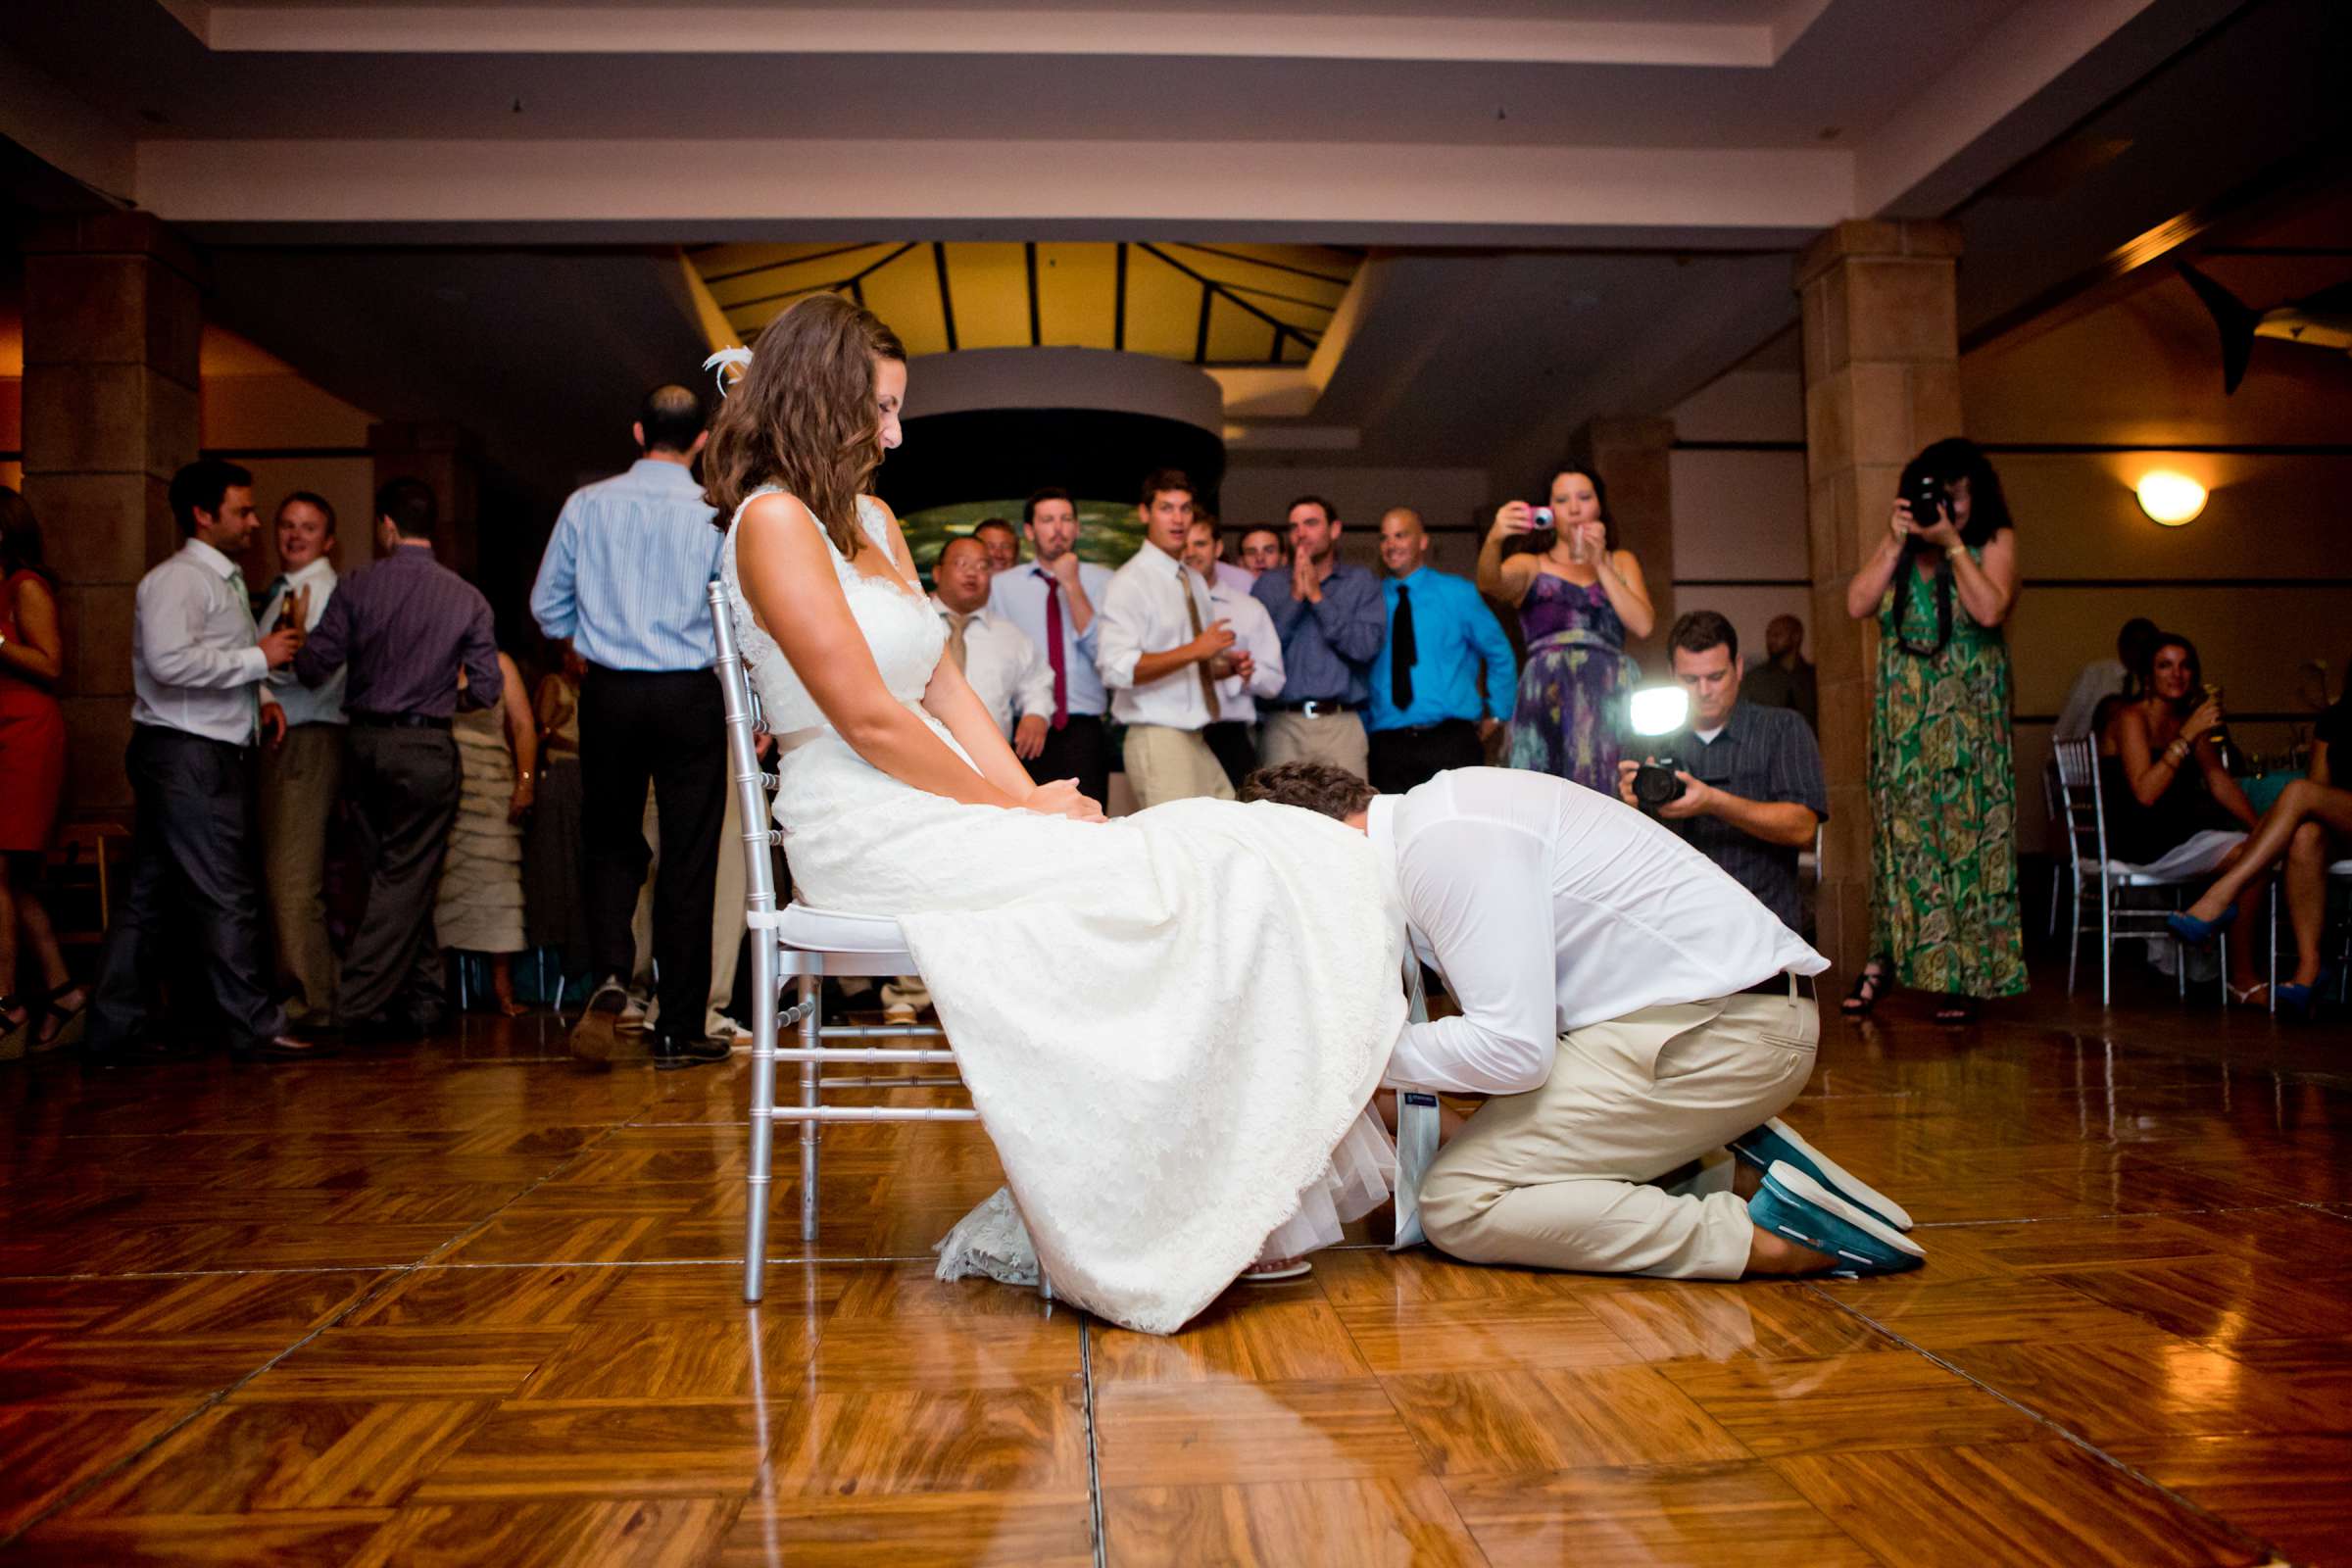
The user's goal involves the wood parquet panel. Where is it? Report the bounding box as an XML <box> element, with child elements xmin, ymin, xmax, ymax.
<box><xmin>8</xmin><ymin>969</ymin><xmax>2352</xmax><ymax>1562</ymax></box>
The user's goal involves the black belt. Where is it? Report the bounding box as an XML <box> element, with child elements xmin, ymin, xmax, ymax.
<box><xmin>1381</xmin><ymin>717</ymin><xmax>1479</xmax><ymax>737</ymax></box>
<box><xmin>1268</xmin><ymin>698</ymin><xmax>1358</xmax><ymax>715</ymax></box>
<box><xmin>348</xmin><ymin>711</ymin><xmax>451</xmax><ymax>730</ymax></box>
<box><xmin>1739</xmin><ymin>971</ymin><xmax>1816</xmax><ymax>1000</ymax></box>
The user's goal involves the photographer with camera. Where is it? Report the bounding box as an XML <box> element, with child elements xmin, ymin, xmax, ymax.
<box><xmin>1842</xmin><ymin>437</ymin><xmax>2026</xmax><ymax>1026</ymax></box>
<box><xmin>1616</xmin><ymin>612</ymin><xmax>1826</xmax><ymax>936</ymax></box>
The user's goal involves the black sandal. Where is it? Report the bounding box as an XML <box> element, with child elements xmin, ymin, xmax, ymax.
<box><xmin>1932</xmin><ymin>995</ymin><xmax>1981</xmax><ymax>1025</ymax></box>
<box><xmin>1841</xmin><ymin>958</ymin><xmax>1890</xmax><ymax>1015</ymax></box>
<box><xmin>0</xmin><ymin>994</ymin><xmax>29</xmax><ymax>1056</ymax></box>
<box><xmin>35</xmin><ymin>984</ymin><xmax>90</xmax><ymax>1053</ymax></box>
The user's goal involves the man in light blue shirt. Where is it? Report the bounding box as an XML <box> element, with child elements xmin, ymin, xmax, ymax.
<box><xmin>530</xmin><ymin>384</ymin><xmax>731</xmax><ymax>1071</ymax></box>
<box><xmin>1367</xmin><ymin>507</ymin><xmax>1516</xmax><ymax>794</ymax></box>
<box><xmin>987</xmin><ymin>486</ymin><xmax>1117</xmax><ymax>806</ymax></box>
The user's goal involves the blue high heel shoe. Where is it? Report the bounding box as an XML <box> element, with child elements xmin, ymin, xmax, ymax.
<box><xmin>2276</xmin><ymin>978</ymin><xmax>2326</xmax><ymax>1020</ymax></box>
<box><xmin>2166</xmin><ymin>906</ymin><xmax>2236</xmax><ymax>948</ymax></box>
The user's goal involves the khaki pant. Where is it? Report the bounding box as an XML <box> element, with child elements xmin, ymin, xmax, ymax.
<box><xmin>1419</xmin><ymin>988</ymin><xmax>1818</xmax><ymax>1280</ymax></box>
<box><xmin>1121</xmin><ymin>724</ymin><xmax>1236</xmax><ymax>809</ymax></box>
<box><xmin>259</xmin><ymin>721</ymin><xmax>344</xmax><ymax>1023</ymax></box>
<box><xmin>1258</xmin><ymin>710</ymin><xmax>1368</xmax><ymax>778</ymax></box>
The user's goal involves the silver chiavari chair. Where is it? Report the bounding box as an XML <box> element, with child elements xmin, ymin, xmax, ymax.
<box><xmin>710</xmin><ymin>581</ymin><xmax>1003</xmax><ymax>1303</ymax></box>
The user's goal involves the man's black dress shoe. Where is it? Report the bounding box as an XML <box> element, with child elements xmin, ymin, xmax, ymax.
<box><xmin>652</xmin><ymin>1033</ymin><xmax>731</xmax><ymax>1071</ymax></box>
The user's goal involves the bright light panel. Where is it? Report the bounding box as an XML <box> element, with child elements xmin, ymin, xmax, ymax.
<box><xmin>2135</xmin><ymin>470</ymin><xmax>2207</xmax><ymax>526</ymax></box>
<box><xmin>1629</xmin><ymin>685</ymin><xmax>1690</xmax><ymax>737</ymax></box>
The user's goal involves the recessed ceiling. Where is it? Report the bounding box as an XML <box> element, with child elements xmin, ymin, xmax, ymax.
<box><xmin>695</xmin><ymin>241</ymin><xmax>1356</xmax><ymax>367</ymax></box>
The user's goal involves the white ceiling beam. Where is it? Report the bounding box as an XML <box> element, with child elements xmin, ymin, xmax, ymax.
<box><xmin>136</xmin><ymin>138</ymin><xmax>1855</xmax><ymax>231</ymax></box>
<box><xmin>197</xmin><ymin>6</ymin><xmax>1794</xmax><ymax>66</ymax></box>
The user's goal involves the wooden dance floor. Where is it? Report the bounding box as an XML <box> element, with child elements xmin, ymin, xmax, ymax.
<box><xmin>6</xmin><ymin>970</ymin><xmax>2352</xmax><ymax>1565</ymax></box>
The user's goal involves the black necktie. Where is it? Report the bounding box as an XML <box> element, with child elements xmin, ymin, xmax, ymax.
<box><xmin>1391</xmin><ymin>583</ymin><xmax>1417</xmax><ymax>710</ymax></box>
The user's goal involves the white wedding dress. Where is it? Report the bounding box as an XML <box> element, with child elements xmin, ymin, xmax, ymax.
<box><xmin>720</xmin><ymin>491</ymin><xmax>1402</xmax><ymax>1334</ymax></box>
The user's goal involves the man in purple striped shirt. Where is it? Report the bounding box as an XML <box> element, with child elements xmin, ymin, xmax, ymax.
<box><xmin>296</xmin><ymin>477</ymin><xmax>500</xmax><ymax>1037</ymax></box>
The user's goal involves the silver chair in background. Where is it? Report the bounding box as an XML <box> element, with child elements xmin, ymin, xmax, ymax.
<box><xmin>2052</xmin><ymin>736</ymin><xmax>2231</xmax><ymax>1006</ymax></box>
<box><xmin>710</xmin><ymin>581</ymin><xmax>981</xmax><ymax>1305</ymax></box>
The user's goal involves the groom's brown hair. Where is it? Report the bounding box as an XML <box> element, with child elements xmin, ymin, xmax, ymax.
<box><xmin>1240</xmin><ymin>761</ymin><xmax>1376</xmax><ymax>821</ymax></box>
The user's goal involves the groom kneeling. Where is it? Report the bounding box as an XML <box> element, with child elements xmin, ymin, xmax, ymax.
<box><xmin>1242</xmin><ymin>762</ymin><xmax>1920</xmax><ymax>1280</ymax></box>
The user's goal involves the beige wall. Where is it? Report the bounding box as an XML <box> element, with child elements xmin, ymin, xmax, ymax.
<box><xmin>1667</xmin><ymin>365</ymin><xmax>1810</xmax><ymax>667</ymax></box>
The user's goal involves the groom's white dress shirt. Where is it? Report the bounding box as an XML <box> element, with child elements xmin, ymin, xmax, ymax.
<box><xmin>934</xmin><ymin>597</ymin><xmax>1054</xmax><ymax>740</ymax></box>
<box><xmin>1372</xmin><ymin>767</ymin><xmax>1827</xmax><ymax>1096</ymax></box>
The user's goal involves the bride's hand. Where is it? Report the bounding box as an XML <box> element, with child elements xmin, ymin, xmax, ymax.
<box><xmin>1023</xmin><ymin>778</ymin><xmax>1106</xmax><ymax>822</ymax></box>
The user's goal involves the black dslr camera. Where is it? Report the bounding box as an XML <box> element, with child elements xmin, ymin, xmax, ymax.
<box><xmin>1632</xmin><ymin>756</ymin><xmax>1686</xmax><ymax>814</ymax></box>
<box><xmin>1903</xmin><ymin>470</ymin><xmax>1947</xmax><ymax>540</ymax></box>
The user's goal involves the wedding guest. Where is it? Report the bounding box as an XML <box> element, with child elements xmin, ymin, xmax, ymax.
<box><xmin>990</xmin><ymin>487</ymin><xmax>1116</xmax><ymax>806</ymax></box>
<box><xmin>934</xmin><ymin>535</ymin><xmax>1054</xmax><ymax>748</ymax></box>
<box><xmin>436</xmin><ymin>650</ymin><xmax>536</xmax><ymax>1015</ymax></box>
<box><xmin>1367</xmin><ymin>507</ymin><xmax>1514</xmax><ymax>794</ymax></box>
<box><xmin>530</xmin><ymin>382</ymin><xmax>729</xmax><ymax>1070</ymax></box>
<box><xmin>89</xmin><ymin>460</ymin><xmax>318</xmax><ymax>1059</ymax></box>
<box><xmin>974</xmin><ymin>517</ymin><xmax>1020</xmax><ymax>577</ymax></box>
<box><xmin>1203</xmin><ymin>550</ymin><xmax>1285</xmax><ymax>787</ymax></box>
<box><xmin>1616</xmin><ymin>612</ymin><xmax>1826</xmax><ymax>937</ymax></box>
<box><xmin>1098</xmin><ymin>469</ymin><xmax>1240</xmax><ymax>806</ymax></box>
<box><xmin>1737</xmin><ymin>613</ymin><xmax>1818</xmax><ymax>733</ymax></box>
<box><xmin>2172</xmin><ymin>683</ymin><xmax>2352</xmax><ymax>1017</ymax></box>
<box><xmin>525</xmin><ymin>643</ymin><xmax>593</xmax><ymax>979</ymax></box>
<box><xmin>1841</xmin><ymin>437</ymin><xmax>2026</xmax><ymax>1025</ymax></box>
<box><xmin>1480</xmin><ymin>466</ymin><xmax>1653</xmax><ymax>792</ymax></box>
<box><xmin>255</xmin><ymin>491</ymin><xmax>347</xmax><ymax>1025</ymax></box>
<box><xmin>2054</xmin><ymin>615</ymin><xmax>2161</xmax><ymax>744</ymax></box>
<box><xmin>2100</xmin><ymin>633</ymin><xmax>2264</xmax><ymax>1000</ymax></box>
<box><xmin>0</xmin><ymin>488</ymin><xmax>84</xmax><ymax>1055</ymax></box>
<box><xmin>1251</xmin><ymin>494</ymin><xmax>1384</xmax><ymax>777</ymax></box>
<box><xmin>1238</xmin><ymin>525</ymin><xmax>1287</xmax><ymax>576</ymax></box>
<box><xmin>1182</xmin><ymin>515</ymin><xmax>1255</xmax><ymax>595</ymax></box>
<box><xmin>1244</xmin><ymin>761</ymin><xmax>1917</xmax><ymax>1283</ymax></box>
<box><xmin>296</xmin><ymin>477</ymin><xmax>500</xmax><ymax>1039</ymax></box>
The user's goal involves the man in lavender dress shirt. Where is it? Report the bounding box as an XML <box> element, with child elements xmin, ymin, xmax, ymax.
<box><xmin>295</xmin><ymin>477</ymin><xmax>500</xmax><ymax>1037</ymax></box>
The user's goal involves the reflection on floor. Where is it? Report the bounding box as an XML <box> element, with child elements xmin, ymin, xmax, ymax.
<box><xmin>5</xmin><ymin>966</ymin><xmax>2352</xmax><ymax>1565</ymax></box>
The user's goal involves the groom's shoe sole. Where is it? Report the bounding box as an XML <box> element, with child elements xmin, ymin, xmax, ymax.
<box><xmin>1731</xmin><ymin>1118</ymin><xmax>1914</xmax><ymax>1231</ymax></box>
<box><xmin>1242</xmin><ymin>1260</ymin><xmax>1313</xmax><ymax>1282</ymax></box>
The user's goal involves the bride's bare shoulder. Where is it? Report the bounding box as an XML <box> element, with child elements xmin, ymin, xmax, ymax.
<box><xmin>740</xmin><ymin>489</ymin><xmax>819</xmax><ymax>531</ymax></box>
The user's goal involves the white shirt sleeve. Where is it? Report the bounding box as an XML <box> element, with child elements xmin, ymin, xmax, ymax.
<box><xmin>1242</xmin><ymin>595</ymin><xmax>1285</xmax><ymax>700</ymax></box>
<box><xmin>1383</xmin><ymin>817</ymin><xmax>1558</xmax><ymax>1095</ymax></box>
<box><xmin>1008</xmin><ymin>622</ymin><xmax>1054</xmax><ymax>721</ymax></box>
<box><xmin>139</xmin><ymin>565</ymin><xmax>269</xmax><ymax>692</ymax></box>
<box><xmin>1093</xmin><ymin>567</ymin><xmax>1148</xmax><ymax>691</ymax></box>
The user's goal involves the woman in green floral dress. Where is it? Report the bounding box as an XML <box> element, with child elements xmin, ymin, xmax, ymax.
<box><xmin>1843</xmin><ymin>438</ymin><xmax>2028</xmax><ymax>1023</ymax></box>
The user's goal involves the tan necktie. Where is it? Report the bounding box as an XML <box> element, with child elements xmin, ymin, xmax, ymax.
<box><xmin>944</xmin><ymin>610</ymin><xmax>973</xmax><ymax>672</ymax></box>
<box><xmin>1179</xmin><ymin>566</ymin><xmax>1223</xmax><ymax>721</ymax></box>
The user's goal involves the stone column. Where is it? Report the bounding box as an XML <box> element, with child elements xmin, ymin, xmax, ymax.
<box><xmin>368</xmin><ymin>420</ymin><xmax>480</xmax><ymax>578</ymax></box>
<box><xmin>1795</xmin><ymin>219</ymin><xmax>1964</xmax><ymax>973</ymax></box>
<box><xmin>1570</xmin><ymin>415</ymin><xmax>1676</xmax><ymax>671</ymax></box>
<box><xmin>20</xmin><ymin>214</ymin><xmax>206</xmax><ymax>813</ymax></box>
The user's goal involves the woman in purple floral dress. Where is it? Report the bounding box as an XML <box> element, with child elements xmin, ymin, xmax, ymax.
<box><xmin>1478</xmin><ymin>466</ymin><xmax>1654</xmax><ymax>791</ymax></box>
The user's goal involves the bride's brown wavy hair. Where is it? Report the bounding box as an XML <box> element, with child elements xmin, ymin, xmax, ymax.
<box><xmin>703</xmin><ymin>293</ymin><xmax>906</xmax><ymax>559</ymax></box>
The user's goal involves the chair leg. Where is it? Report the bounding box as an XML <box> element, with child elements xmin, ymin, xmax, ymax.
<box><xmin>2270</xmin><ymin>883</ymin><xmax>2279</xmax><ymax>1014</ymax></box>
<box><xmin>2067</xmin><ymin>863</ymin><xmax>2082</xmax><ymax>997</ymax></box>
<box><xmin>2099</xmin><ymin>882</ymin><xmax>2114</xmax><ymax>1008</ymax></box>
<box><xmin>2216</xmin><ymin>932</ymin><xmax>2229</xmax><ymax>1005</ymax></box>
<box><xmin>742</xmin><ymin>941</ymin><xmax>781</xmax><ymax>1304</ymax></box>
<box><xmin>800</xmin><ymin>970</ymin><xmax>821</xmax><ymax>1245</ymax></box>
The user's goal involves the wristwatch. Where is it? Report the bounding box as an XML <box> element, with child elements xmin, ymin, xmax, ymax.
<box><xmin>1944</xmin><ymin>543</ymin><xmax>1967</xmax><ymax>560</ymax></box>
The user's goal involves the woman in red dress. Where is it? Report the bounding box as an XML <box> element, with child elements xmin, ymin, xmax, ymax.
<box><xmin>0</xmin><ymin>487</ymin><xmax>85</xmax><ymax>1054</ymax></box>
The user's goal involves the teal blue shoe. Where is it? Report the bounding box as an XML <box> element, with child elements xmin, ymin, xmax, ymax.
<box><xmin>1730</xmin><ymin>1118</ymin><xmax>1913</xmax><ymax>1231</ymax></box>
<box><xmin>2166</xmin><ymin>907</ymin><xmax>2235</xmax><ymax>948</ymax></box>
<box><xmin>1749</xmin><ymin>1161</ymin><xmax>1925</xmax><ymax>1278</ymax></box>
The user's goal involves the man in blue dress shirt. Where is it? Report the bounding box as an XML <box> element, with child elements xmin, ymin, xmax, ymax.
<box><xmin>1250</xmin><ymin>494</ymin><xmax>1386</xmax><ymax>778</ymax></box>
<box><xmin>530</xmin><ymin>384</ymin><xmax>729</xmax><ymax>1070</ymax></box>
<box><xmin>1367</xmin><ymin>508</ymin><xmax>1516</xmax><ymax>794</ymax></box>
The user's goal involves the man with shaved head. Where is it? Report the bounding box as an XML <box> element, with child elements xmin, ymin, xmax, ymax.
<box><xmin>1367</xmin><ymin>507</ymin><xmax>1515</xmax><ymax>794</ymax></box>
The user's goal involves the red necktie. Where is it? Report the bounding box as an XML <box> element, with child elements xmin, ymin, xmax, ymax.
<box><xmin>1040</xmin><ymin>568</ymin><xmax>1069</xmax><ymax>730</ymax></box>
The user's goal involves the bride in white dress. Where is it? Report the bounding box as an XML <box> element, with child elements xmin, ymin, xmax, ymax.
<box><xmin>710</xmin><ymin>295</ymin><xmax>1402</xmax><ymax>1335</ymax></box>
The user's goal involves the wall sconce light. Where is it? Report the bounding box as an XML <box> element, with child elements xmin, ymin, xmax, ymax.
<box><xmin>2135</xmin><ymin>470</ymin><xmax>2207</xmax><ymax>526</ymax></box>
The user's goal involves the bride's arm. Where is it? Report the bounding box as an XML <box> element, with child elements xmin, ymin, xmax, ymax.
<box><xmin>736</xmin><ymin>493</ymin><xmax>1021</xmax><ymax>810</ymax></box>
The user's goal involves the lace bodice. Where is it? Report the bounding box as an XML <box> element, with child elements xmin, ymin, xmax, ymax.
<box><xmin>719</xmin><ymin>488</ymin><xmax>946</xmax><ymax>734</ymax></box>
